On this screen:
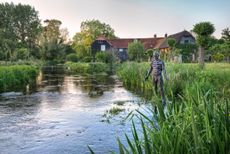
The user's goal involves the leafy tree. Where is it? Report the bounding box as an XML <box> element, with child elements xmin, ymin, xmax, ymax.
<box><xmin>39</xmin><ymin>19</ymin><xmax>69</xmax><ymax>61</ymax></box>
<box><xmin>221</xmin><ymin>28</ymin><xmax>230</xmax><ymax>43</ymax></box>
<box><xmin>193</xmin><ymin>22</ymin><xmax>215</xmax><ymax>69</ymax></box>
<box><xmin>167</xmin><ymin>38</ymin><xmax>176</xmax><ymax>49</ymax></box>
<box><xmin>72</xmin><ymin>19</ymin><xmax>116</xmax><ymax>59</ymax></box>
<box><xmin>0</xmin><ymin>2</ymin><xmax>41</xmax><ymax>60</ymax></box>
<box><xmin>128</xmin><ymin>40</ymin><xmax>145</xmax><ymax>61</ymax></box>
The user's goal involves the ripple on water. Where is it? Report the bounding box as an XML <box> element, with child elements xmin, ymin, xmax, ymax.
<box><xmin>0</xmin><ymin>74</ymin><xmax>152</xmax><ymax>154</ymax></box>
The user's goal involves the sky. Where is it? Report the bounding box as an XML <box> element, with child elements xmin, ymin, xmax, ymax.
<box><xmin>1</xmin><ymin>0</ymin><xmax>230</xmax><ymax>39</ymax></box>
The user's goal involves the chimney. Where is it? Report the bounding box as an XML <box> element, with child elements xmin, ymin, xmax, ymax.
<box><xmin>154</xmin><ymin>34</ymin><xmax>157</xmax><ymax>38</ymax></box>
<box><xmin>165</xmin><ymin>33</ymin><xmax>168</xmax><ymax>38</ymax></box>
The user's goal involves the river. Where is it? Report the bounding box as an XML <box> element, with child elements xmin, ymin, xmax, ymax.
<box><xmin>0</xmin><ymin>71</ymin><xmax>151</xmax><ymax>154</ymax></box>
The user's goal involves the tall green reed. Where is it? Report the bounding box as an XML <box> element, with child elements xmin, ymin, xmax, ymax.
<box><xmin>0</xmin><ymin>65</ymin><xmax>38</xmax><ymax>92</ymax></box>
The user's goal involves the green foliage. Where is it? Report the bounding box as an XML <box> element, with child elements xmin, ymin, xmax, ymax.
<box><xmin>193</xmin><ymin>22</ymin><xmax>215</xmax><ymax>47</ymax></box>
<box><xmin>0</xmin><ymin>65</ymin><xmax>38</xmax><ymax>92</ymax></box>
<box><xmin>72</xmin><ymin>19</ymin><xmax>116</xmax><ymax>60</ymax></box>
<box><xmin>82</xmin><ymin>56</ymin><xmax>93</xmax><ymax>62</ymax></box>
<box><xmin>66</xmin><ymin>53</ymin><xmax>78</xmax><ymax>62</ymax></box>
<box><xmin>167</xmin><ymin>38</ymin><xmax>176</xmax><ymax>49</ymax></box>
<box><xmin>0</xmin><ymin>2</ymin><xmax>41</xmax><ymax>60</ymax></box>
<box><xmin>117</xmin><ymin>62</ymin><xmax>230</xmax><ymax>100</ymax></box>
<box><xmin>128</xmin><ymin>40</ymin><xmax>145</xmax><ymax>61</ymax></box>
<box><xmin>117</xmin><ymin>92</ymin><xmax>229</xmax><ymax>154</ymax></box>
<box><xmin>209</xmin><ymin>38</ymin><xmax>230</xmax><ymax>62</ymax></box>
<box><xmin>212</xmin><ymin>53</ymin><xmax>224</xmax><ymax>62</ymax></box>
<box><xmin>39</xmin><ymin>19</ymin><xmax>69</xmax><ymax>61</ymax></box>
<box><xmin>14</xmin><ymin>48</ymin><xmax>29</xmax><ymax>60</ymax></box>
<box><xmin>65</xmin><ymin>62</ymin><xmax>109</xmax><ymax>74</ymax></box>
<box><xmin>176</xmin><ymin>44</ymin><xmax>197</xmax><ymax>62</ymax></box>
<box><xmin>96</xmin><ymin>51</ymin><xmax>115</xmax><ymax>63</ymax></box>
<box><xmin>114</xmin><ymin>62</ymin><xmax>230</xmax><ymax>153</ymax></box>
<box><xmin>193</xmin><ymin>22</ymin><xmax>215</xmax><ymax>69</ymax></box>
<box><xmin>145</xmin><ymin>49</ymin><xmax>154</xmax><ymax>59</ymax></box>
<box><xmin>221</xmin><ymin>28</ymin><xmax>230</xmax><ymax>43</ymax></box>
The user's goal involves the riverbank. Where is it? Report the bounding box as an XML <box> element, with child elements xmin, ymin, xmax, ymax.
<box><xmin>65</xmin><ymin>62</ymin><xmax>114</xmax><ymax>74</ymax></box>
<box><xmin>115</xmin><ymin>62</ymin><xmax>230</xmax><ymax>153</ymax></box>
<box><xmin>0</xmin><ymin>65</ymin><xmax>38</xmax><ymax>92</ymax></box>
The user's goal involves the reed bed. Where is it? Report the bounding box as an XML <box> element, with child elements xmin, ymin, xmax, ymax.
<box><xmin>107</xmin><ymin>62</ymin><xmax>230</xmax><ymax>154</ymax></box>
<box><xmin>0</xmin><ymin>65</ymin><xmax>38</xmax><ymax>92</ymax></box>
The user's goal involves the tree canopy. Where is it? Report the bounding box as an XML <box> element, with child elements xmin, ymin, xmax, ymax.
<box><xmin>193</xmin><ymin>21</ymin><xmax>215</xmax><ymax>68</ymax></box>
<box><xmin>128</xmin><ymin>40</ymin><xmax>145</xmax><ymax>62</ymax></box>
<box><xmin>0</xmin><ymin>2</ymin><xmax>41</xmax><ymax>60</ymax></box>
<box><xmin>72</xmin><ymin>19</ymin><xmax>116</xmax><ymax>59</ymax></box>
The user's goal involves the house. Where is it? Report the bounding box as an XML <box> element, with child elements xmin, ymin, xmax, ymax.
<box><xmin>91</xmin><ymin>30</ymin><xmax>195</xmax><ymax>61</ymax></box>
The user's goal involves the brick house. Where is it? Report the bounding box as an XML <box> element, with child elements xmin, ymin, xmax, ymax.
<box><xmin>91</xmin><ymin>30</ymin><xmax>195</xmax><ymax>61</ymax></box>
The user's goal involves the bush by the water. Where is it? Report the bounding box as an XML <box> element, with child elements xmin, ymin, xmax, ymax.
<box><xmin>96</xmin><ymin>51</ymin><xmax>116</xmax><ymax>63</ymax></box>
<box><xmin>0</xmin><ymin>65</ymin><xmax>38</xmax><ymax>92</ymax></box>
<box><xmin>66</xmin><ymin>53</ymin><xmax>78</xmax><ymax>62</ymax></box>
<box><xmin>65</xmin><ymin>62</ymin><xmax>109</xmax><ymax>74</ymax></box>
<box><xmin>113</xmin><ymin>62</ymin><xmax>230</xmax><ymax>153</ymax></box>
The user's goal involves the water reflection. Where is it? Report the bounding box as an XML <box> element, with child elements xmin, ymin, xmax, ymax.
<box><xmin>0</xmin><ymin>71</ymin><xmax>148</xmax><ymax>154</ymax></box>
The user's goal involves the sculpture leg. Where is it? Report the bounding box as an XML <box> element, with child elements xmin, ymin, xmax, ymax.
<box><xmin>154</xmin><ymin>76</ymin><xmax>158</xmax><ymax>94</ymax></box>
<box><xmin>159</xmin><ymin>76</ymin><xmax>166</xmax><ymax>106</ymax></box>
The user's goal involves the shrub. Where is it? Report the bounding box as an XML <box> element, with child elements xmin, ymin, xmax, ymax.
<box><xmin>65</xmin><ymin>62</ymin><xmax>108</xmax><ymax>74</ymax></box>
<box><xmin>128</xmin><ymin>40</ymin><xmax>145</xmax><ymax>61</ymax></box>
<box><xmin>0</xmin><ymin>65</ymin><xmax>38</xmax><ymax>92</ymax></box>
<box><xmin>66</xmin><ymin>53</ymin><xmax>78</xmax><ymax>62</ymax></box>
<box><xmin>15</xmin><ymin>48</ymin><xmax>29</xmax><ymax>60</ymax></box>
<box><xmin>81</xmin><ymin>56</ymin><xmax>92</xmax><ymax>62</ymax></box>
<box><xmin>96</xmin><ymin>51</ymin><xmax>115</xmax><ymax>63</ymax></box>
<box><xmin>212</xmin><ymin>52</ymin><xmax>225</xmax><ymax>62</ymax></box>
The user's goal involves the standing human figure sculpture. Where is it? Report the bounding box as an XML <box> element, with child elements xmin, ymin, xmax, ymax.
<box><xmin>145</xmin><ymin>51</ymin><xmax>168</xmax><ymax>106</ymax></box>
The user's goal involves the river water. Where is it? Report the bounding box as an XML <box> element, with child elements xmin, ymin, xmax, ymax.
<box><xmin>0</xmin><ymin>72</ymin><xmax>151</xmax><ymax>154</ymax></box>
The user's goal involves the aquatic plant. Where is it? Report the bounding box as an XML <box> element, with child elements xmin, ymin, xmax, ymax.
<box><xmin>88</xmin><ymin>62</ymin><xmax>230</xmax><ymax>153</ymax></box>
<box><xmin>0</xmin><ymin>65</ymin><xmax>38</xmax><ymax>92</ymax></box>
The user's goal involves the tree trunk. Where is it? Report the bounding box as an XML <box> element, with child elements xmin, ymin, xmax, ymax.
<box><xmin>199</xmin><ymin>46</ymin><xmax>205</xmax><ymax>69</ymax></box>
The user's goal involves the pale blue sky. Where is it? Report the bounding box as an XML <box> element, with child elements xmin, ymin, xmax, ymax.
<box><xmin>1</xmin><ymin>0</ymin><xmax>230</xmax><ymax>39</ymax></box>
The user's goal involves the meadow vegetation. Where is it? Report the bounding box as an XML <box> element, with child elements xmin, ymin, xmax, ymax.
<box><xmin>0</xmin><ymin>65</ymin><xmax>38</xmax><ymax>92</ymax></box>
<box><xmin>114</xmin><ymin>62</ymin><xmax>230</xmax><ymax>154</ymax></box>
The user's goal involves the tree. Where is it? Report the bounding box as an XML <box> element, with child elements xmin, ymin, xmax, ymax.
<box><xmin>128</xmin><ymin>40</ymin><xmax>145</xmax><ymax>61</ymax></box>
<box><xmin>72</xmin><ymin>19</ymin><xmax>116</xmax><ymax>59</ymax></box>
<box><xmin>39</xmin><ymin>19</ymin><xmax>69</xmax><ymax>61</ymax></box>
<box><xmin>221</xmin><ymin>28</ymin><xmax>230</xmax><ymax>43</ymax></box>
<box><xmin>0</xmin><ymin>2</ymin><xmax>41</xmax><ymax>60</ymax></box>
<box><xmin>193</xmin><ymin>22</ymin><xmax>215</xmax><ymax>69</ymax></box>
<box><xmin>167</xmin><ymin>38</ymin><xmax>176</xmax><ymax>49</ymax></box>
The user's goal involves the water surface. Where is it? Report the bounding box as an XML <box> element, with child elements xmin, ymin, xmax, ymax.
<box><xmin>0</xmin><ymin>73</ymin><xmax>150</xmax><ymax>154</ymax></box>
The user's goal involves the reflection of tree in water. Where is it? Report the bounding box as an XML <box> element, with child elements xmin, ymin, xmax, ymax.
<box><xmin>37</xmin><ymin>68</ymin><xmax>65</xmax><ymax>92</ymax></box>
<box><xmin>86</xmin><ymin>75</ymin><xmax>116</xmax><ymax>97</ymax></box>
<box><xmin>88</xmin><ymin>79</ymin><xmax>104</xmax><ymax>97</ymax></box>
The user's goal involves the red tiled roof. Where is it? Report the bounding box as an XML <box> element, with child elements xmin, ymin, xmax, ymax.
<box><xmin>105</xmin><ymin>37</ymin><xmax>166</xmax><ymax>49</ymax></box>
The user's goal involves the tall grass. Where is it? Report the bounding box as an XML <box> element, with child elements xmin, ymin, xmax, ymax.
<box><xmin>117</xmin><ymin>62</ymin><xmax>230</xmax><ymax>100</ymax></box>
<box><xmin>113</xmin><ymin>62</ymin><xmax>230</xmax><ymax>153</ymax></box>
<box><xmin>117</xmin><ymin>89</ymin><xmax>229</xmax><ymax>153</ymax></box>
<box><xmin>0</xmin><ymin>65</ymin><xmax>38</xmax><ymax>92</ymax></box>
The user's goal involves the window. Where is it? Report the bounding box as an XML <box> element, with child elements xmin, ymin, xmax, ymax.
<box><xmin>101</xmin><ymin>45</ymin><xmax>106</xmax><ymax>51</ymax></box>
<box><xmin>184</xmin><ymin>40</ymin><xmax>189</xmax><ymax>43</ymax></box>
<box><xmin>119</xmin><ymin>48</ymin><xmax>123</xmax><ymax>52</ymax></box>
